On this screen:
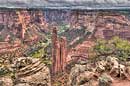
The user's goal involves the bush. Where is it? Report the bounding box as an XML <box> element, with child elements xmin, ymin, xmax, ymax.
<box><xmin>94</xmin><ymin>39</ymin><xmax>114</xmax><ymax>55</ymax></box>
<box><xmin>0</xmin><ymin>35</ymin><xmax>4</xmax><ymax>41</ymax></box>
<box><xmin>94</xmin><ymin>37</ymin><xmax>130</xmax><ymax>61</ymax></box>
<box><xmin>58</xmin><ymin>24</ymin><xmax>70</xmax><ymax>34</ymax></box>
<box><xmin>29</xmin><ymin>48</ymin><xmax>45</xmax><ymax>58</ymax></box>
<box><xmin>98</xmin><ymin>74</ymin><xmax>113</xmax><ymax>86</ymax></box>
<box><xmin>0</xmin><ymin>65</ymin><xmax>10</xmax><ymax>76</ymax></box>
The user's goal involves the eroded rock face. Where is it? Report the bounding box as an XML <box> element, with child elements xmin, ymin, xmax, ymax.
<box><xmin>76</xmin><ymin>71</ymin><xmax>95</xmax><ymax>86</ymax></box>
<box><xmin>17</xmin><ymin>66</ymin><xmax>51</xmax><ymax>86</ymax></box>
<box><xmin>14</xmin><ymin>57</ymin><xmax>51</xmax><ymax>86</ymax></box>
<box><xmin>96</xmin><ymin>60</ymin><xmax>107</xmax><ymax>73</ymax></box>
<box><xmin>69</xmin><ymin>63</ymin><xmax>95</xmax><ymax>86</ymax></box>
<box><xmin>0</xmin><ymin>57</ymin><xmax>51</xmax><ymax>86</ymax></box>
<box><xmin>68</xmin><ymin>56</ymin><xmax>130</xmax><ymax>86</ymax></box>
<box><xmin>69</xmin><ymin>64</ymin><xmax>85</xmax><ymax>86</ymax></box>
<box><xmin>69</xmin><ymin>62</ymin><xmax>114</xmax><ymax>86</ymax></box>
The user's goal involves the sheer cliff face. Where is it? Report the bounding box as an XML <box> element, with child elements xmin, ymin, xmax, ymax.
<box><xmin>0</xmin><ymin>10</ymin><xmax>46</xmax><ymax>42</ymax></box>
<box><xmin>0</xmin><ymin>10</ymin><xmax>130</xmax><ymax>43</ymax></box>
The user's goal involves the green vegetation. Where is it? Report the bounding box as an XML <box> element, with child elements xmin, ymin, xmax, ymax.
<box><xmin>94</xmin><ymin>39</ymin><xmax>114</xmax><ymax>55</ymax></box>
<box><xmin>0</xmin><ymin>35</ymin><xmax>4</xmax><ymax>41</ymax></box>
<box><xmin>53</xmin><ymin>81</ymin><xmax>62</xmax><ymax>86</ymax></box>
<box><xmin>0</xmin><ymin>65</ymin><xmax>10</xmax><ymax>76</ymax></box>
<box><xmin>26</xmin><ymin>40</ymin><xmax>52</xmax><ymax>67</ymax></box>
<box><xmin>99</xmin><ymin>74</ymin><xmax>112</xmax><ymax>86</ymax></box>
<box><xmin>58</xmin><ymin>24</ymin><xmax>70</xmax><ymax>34</ymax></box>
<box><xmin>94</xmin><ymin>37</ymin><xmax>130</xmax><ymax>61</ymax></box>
<box><xmin>29</xmin><ymin>47</ymin><xmax>45</xmax><ymax>58</ymax></box>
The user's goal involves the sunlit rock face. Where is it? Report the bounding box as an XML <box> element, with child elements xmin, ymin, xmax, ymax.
<box><xmin>14</xmin><ymin>57</ymin><xmax>51</xmax><ymax>86</ymax></box>
<box><xmin>68</xmin><ymin>63</ymin><xmax>97</xmax><ymax>86</ymax></box>
<box><xmin>0</xmin><ymin>1</ymin><xmax>130</xmax><ymax>86</ymax></box>
<box><xmin>0</xmin><ymin>57</ymin><xmax>51</xmax><ymax>86</ymax></box>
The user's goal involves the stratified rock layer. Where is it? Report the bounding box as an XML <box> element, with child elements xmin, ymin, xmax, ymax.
<box><xmin>14</xmin><ymin>57</ymin><xmax>51</xmax><ymax>86</ymax></box>
<box><xmin>0</xmin><ymin>57</ymin><xmax>51</xmax><ymax>86</ymax></box>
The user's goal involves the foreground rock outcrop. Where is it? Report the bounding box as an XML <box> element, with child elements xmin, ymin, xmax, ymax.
<box><xmin>0</xmin><ymin>57</ymin><xmax>51</xmax><ymax>86</ymax></box>
<box><xmin>68</xmin><ymin>56</ymin><xmax>130</xmax><ymax>86</ymax></box>
<box><xmin>69</xmin><ymin>62</ymin><xmax>97</xmax><ymax>86</ymax></box>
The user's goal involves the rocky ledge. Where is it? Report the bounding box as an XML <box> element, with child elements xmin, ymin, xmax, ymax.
<box><xmin>0</xmin><ymin>57</ymin><xmax>51</xmax><ymax>86</ymax></box>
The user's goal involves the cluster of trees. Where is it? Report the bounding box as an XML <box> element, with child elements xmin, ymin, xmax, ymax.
<box><xmin>94</xmin><ymin>37</ymin><xmax>130</xmax><ymax>61</ymax></box>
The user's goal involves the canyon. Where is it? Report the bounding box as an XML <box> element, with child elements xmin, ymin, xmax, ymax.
<box><xmin>0</xmin><ymin>10</ymin><xmax>130</xmax><ymax>86</ymax></box>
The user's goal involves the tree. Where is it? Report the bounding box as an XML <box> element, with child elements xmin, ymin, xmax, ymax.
<box><xmin>94</xmin><ymin>37</ymin><xmax>130</xmax><ymax>61</ymax></box>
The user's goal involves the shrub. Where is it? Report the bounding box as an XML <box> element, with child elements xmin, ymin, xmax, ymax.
<box><xmin>29</xmin><ymin>48</ymin><xmax>44</xmax><ymax>58</ymax></box>
<box><xmin>94</xmin><ymin>39</ymin><xmax>114</xmax><ymax>56</ymax></box>
<box><xmin>0</xmin><ymin>65</ymin><xmax>10</xmax><ymax>76</ymax></box>
<box><xmin>98</xmin><ymin>74</ymin><xmax>113</xmax><ymax>86</ymax></box>
<box><xmin>58</xmin><ymin>24</ymin><xmax>69</xmax><ymax>34</ymax></box>
<box><xmin>27</xmin><ymin>42</ymin><xmax>52</xmax><ymax>67</ymax></box>
<box><xmin>0</xmin><ymin>35</ymin><xmax>4</xmax><ymax>41</ymax></box>
<box><xmin>93</xmin><ymin>37</ymin><xmax>130</xmax><ymax>61</ymax></box>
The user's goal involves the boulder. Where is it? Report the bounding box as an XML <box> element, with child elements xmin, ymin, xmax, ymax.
<box><xmin>69</xmin><ymin>63</ymin><xmax>96</xmax><ymax>86</ymax></box>
<box><xmin>76</xmin><ymin>71</ymin><xmax>95</xmax><ymax>86</ymax></box>
<box><xmin>69</xmin><ymin>64</ymin><xmax>86</xmax><ymax>86</ymax></box>
<box><xmin>96</xmin><ymin>60</ymin><xmax>106</xmax><ymax>73</ymax></box>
